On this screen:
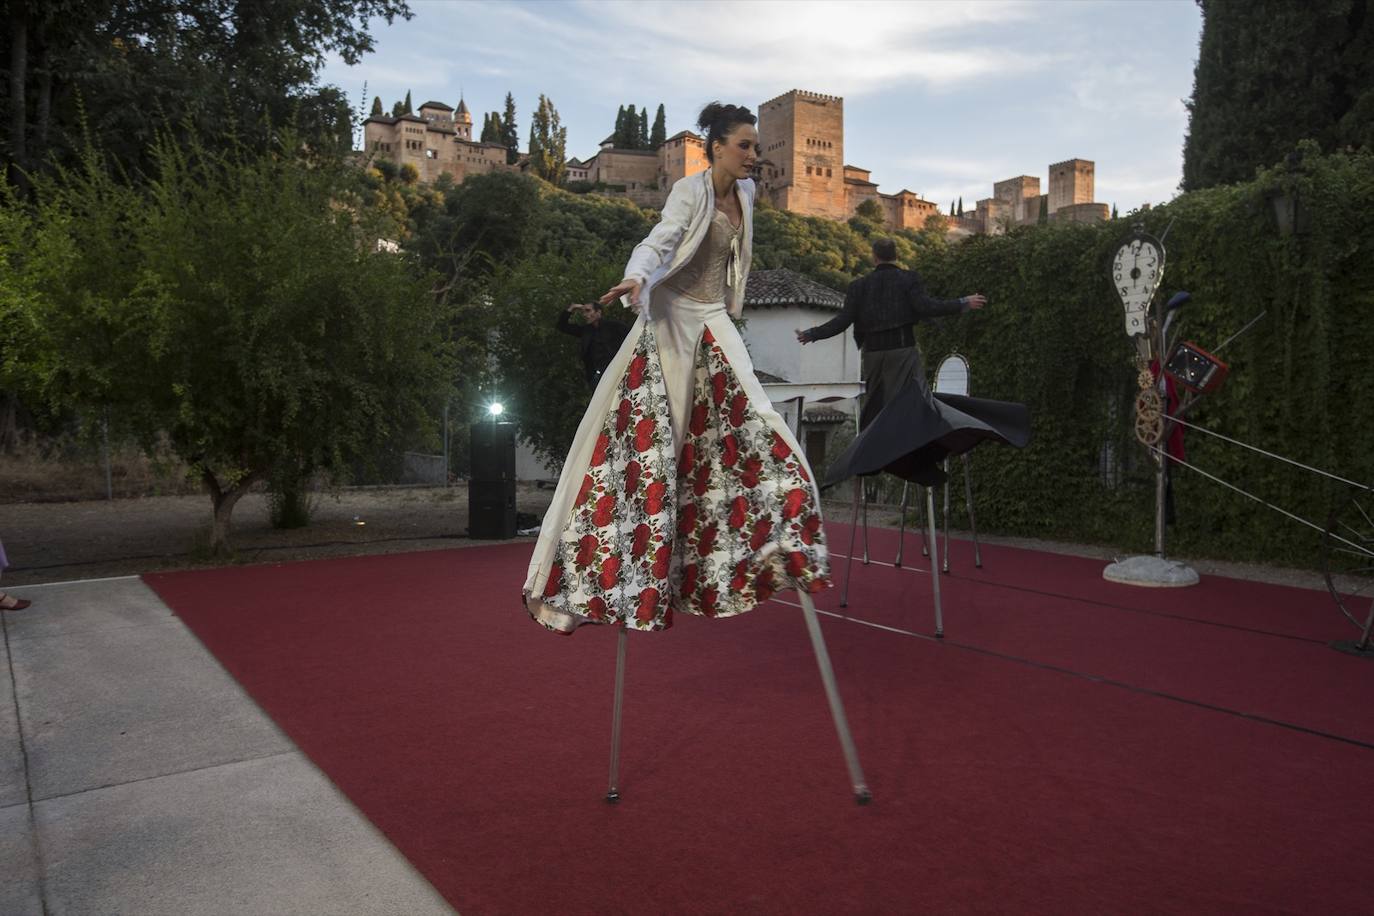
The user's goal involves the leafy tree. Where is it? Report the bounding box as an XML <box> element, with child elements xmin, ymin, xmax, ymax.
<box><xmin>485</xmin><ymin>253</ymin><xmax>629</xmax><ymax>465</ymax></box>
<box><xmin>7</xmin><ymin>133</ymin><xmax>454</xmax><ymax>554</ymax></box>
<box><xmin>502</xmin><ymin>91</ymin><xmax>520</xmax><ymax>164</ymax></box>
<box><xmin>392</xmin><ymin>99</ymin><xmax>405</xmax><ymax>117</ymax></box>
<box><xmin>528</xmin><ymin>94</ymin><xmax>567</xmax><ymax>185</ymax></box>
<box><xmin>0</xmin><ymin>0</ymin><xmax>413</xmax><ymax>187</ymax></box>
<box><xmin>651</xmin><ymin>103</ymin><xmax>666</xmax><ymax>148</ymax></box>
<box><xmin>399</xmin><ymin>162</ymin><xmax>419</xmax><ymax>184</ymax></box>
<box><xmin>1182</xmin><ymin>0</ymin><xmax>1374</xmax><ymax>190</ymax></box>
<box><xmin>371</xmin><ymin>96</ymin><xmax>384</xmax><ymax>117</ymax></box>
<box><xmin>855</xmin><ymin>198</ymin><xmax>885</xmax><ymax>222</ymax></box>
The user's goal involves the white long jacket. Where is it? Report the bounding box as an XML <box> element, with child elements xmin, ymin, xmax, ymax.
<box><xmin>621</xmin><ymin>170</ymin><xmax>755</xmax><ymax>319</ymax></box>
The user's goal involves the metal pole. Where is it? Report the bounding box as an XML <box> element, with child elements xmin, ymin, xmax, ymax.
<box><xmin>840</xmin><ymin>477</ymin><xmax>860</xmax><ymax>608</ymax></box>
<box><xmin>963</xmin><ymin>454</ymin><xmax>982</xmax><ymax>568</ymax></box>
<box><xmin>894</xmin><ymin>482</ymin><xmax>909</xmax><ymax>567</ymax></box>
<box><xmin>605</xmin><ymin>626</ymin><xmax>628</xmax><ymax>803</ymax></box>
<box><xmin>861</xmin><ymin>481</ymin><xmax>870</xmax><ymax>565</ymax></box>
<box><xmin>942</xmin><ymin>459</ymin><xmax>951</xmax><ymax>574</ymax></box>
<box><xmin>796</xmin><ymin>588</ymin><xmax>871</xmax><ymax>804</ymax></box>
<box><xmin>926</xmin><ymin>485</ymin><xmax>944</xmax><ymax>638</ymax></box>
<box><xmin>1359</xmin><ymin>604</ymin><xmax>1374</xmax><ymax>654</ymax></box>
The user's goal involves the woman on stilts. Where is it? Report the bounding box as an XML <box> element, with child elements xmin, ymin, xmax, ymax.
<box><xmin>522</xmin><ymin>102</ymin><xmax>831</xmax><ymax>631</ymax></box>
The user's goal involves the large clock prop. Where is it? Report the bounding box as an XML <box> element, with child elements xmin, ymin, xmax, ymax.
<box><xmin>1102</xmin><ymin>228</ymin><xmax>1374</xmax><ymax>656</ymax></box>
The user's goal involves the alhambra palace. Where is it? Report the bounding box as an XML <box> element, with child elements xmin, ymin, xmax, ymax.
<box><xmin>362</xmin><ymin>89</ymin><xmax>1110</xmax><ymax>236</ymax></box>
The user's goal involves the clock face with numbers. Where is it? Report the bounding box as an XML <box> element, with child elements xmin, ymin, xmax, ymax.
<box><xmin>1113</xmin><ymin>233</ymin><xmax>1164</xmax><ymax>338</ymax></box>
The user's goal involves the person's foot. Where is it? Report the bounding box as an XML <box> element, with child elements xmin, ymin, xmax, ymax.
<box><xmin>0</xmin><ymin>593</ymin><xmax>31</xmax><ymax>611</ymax></box>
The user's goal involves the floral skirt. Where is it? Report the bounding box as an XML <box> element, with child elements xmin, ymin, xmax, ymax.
<box><xmin>522</xmin><ymin>289</ymin><xmax>830</xmax><ymax>633</ymax></box>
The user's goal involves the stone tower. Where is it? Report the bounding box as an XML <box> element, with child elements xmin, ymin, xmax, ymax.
<box><xmin>757</xmin><ymin>90</ymin><xmax>846</xmax><ymax>220</ymax></box>
<box><xmin>1048</xmin><ymin>158</ymin><xmax>1093</xmax><ymax>214</ymax></box>
<box><xmin>454</xmin><ymin>96</ymin><xmax>473</xmax><ymax>141</ymax></box>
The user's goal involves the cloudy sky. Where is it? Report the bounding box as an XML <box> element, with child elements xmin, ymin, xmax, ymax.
<box><xmin>319</xmin><ymin>0</ymin><xmax>1204</xmax><ymax>214</ymax></box>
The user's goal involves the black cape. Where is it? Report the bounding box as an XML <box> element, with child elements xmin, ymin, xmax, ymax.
<box><xmin>823</xmin><ymin>379</ymin><xmax>1031</xmax><ymax>488</ymax></box>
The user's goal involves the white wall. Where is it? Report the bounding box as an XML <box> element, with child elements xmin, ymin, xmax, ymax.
<box><xmin>739</xmin><ymin>305</ymin><xmax>860</xmax><ymax>389</ymax></box>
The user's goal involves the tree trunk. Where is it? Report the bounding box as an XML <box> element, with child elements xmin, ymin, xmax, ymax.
<box><xmin>0</xmin><ymin>391</ymin><xmax>18</xmax><ymax>453</ymax></box>
<box><xmin>35</xmin><ymin>48</ymin><xmax>51</xmax><ymax>152</ymax></box>
<box><xmin>8</xmin><ymin>8</ymin><xmax>28</xmax><ymax>189</ymax></box>
<box><xmin>203</xmin><ymin>468</ymin><xmax>266</xmax><ymax>557</ymax></box>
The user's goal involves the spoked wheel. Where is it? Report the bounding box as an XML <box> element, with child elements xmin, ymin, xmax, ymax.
<box><xmin>1322</xmin><ymin>487</ymin><xmax>1374</xmax><ymax>644</ymax></box>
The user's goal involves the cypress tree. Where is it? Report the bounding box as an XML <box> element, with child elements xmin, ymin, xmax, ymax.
<box><xmin>502</xmin><ymin>92</ymin><xmax>520</xmax><ymax>164</ymax></box>
<box><xmin>1037</xmin><ymin>195</ymin><xmax>1049</xmax><ymax>225</ymax></box>
<box><xmin>957</xmin><ymin>196</ymin><xmax>963</xmax><ymax>217</ymax></box>
<box><xmin>1182</xmin><ymin>0</ymin><xmax>1374</xmax><ymax>190</ymax></box>
<box><xmin>639</xmin><ymin>106</ymin><xmax>650</xmax><ymax>148</ymax></box>
<box><xmin>403</xmin><ymin>90</ymin><xmax>413</xmax><ymax>115</ymax></box>
<box><xmin>1111</xmin><ymin>203</ymin><xmax>1119</xmax><ymax>219</ymax></box>
<box><xmin>370</xmin><ymin>96</ymin><xmax>383</xmax><ymax>117</ymax></box>
<box><xmin>650</xmin><ymin>103</ymin><xmax>666</xmax><ymax>148</ymax></box>
<box><xmin>614</xmin><ymin>105</ymin><xmax>627</xmax><ymax>148</ymax></box>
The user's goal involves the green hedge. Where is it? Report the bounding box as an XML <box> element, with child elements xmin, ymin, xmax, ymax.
<box><xmin>904</xmin><ymin>146</ymin><xmax>1374</xmax><ymax>568</ymax></box>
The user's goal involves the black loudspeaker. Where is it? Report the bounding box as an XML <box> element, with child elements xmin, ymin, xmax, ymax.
<box><xmin>471</xmin><ymin>422</ymin><xmax>516</xmax><ymax>481</ymax></box>
<box><xmin>469</xmin><ymin>478</ymin><xmax>517</xmax><ymax>539</ymax></box>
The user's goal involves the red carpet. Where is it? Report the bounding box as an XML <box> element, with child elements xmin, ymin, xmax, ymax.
<box><xmin>145</xmin><ymin>525</ymin><xmax>1374</xmax><ymax>915</ymax></box>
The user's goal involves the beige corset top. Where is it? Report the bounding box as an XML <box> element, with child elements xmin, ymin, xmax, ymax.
<box><xmin>665</xmin><ymin>208</ymin><xmax>740</xmax><ymax>303</ymax></box>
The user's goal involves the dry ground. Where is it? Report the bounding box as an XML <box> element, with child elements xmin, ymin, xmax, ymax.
<box><xmin>0</xmin><ymin>483</ymin><xmax>1338</xmax><ymax>596</ymax></box>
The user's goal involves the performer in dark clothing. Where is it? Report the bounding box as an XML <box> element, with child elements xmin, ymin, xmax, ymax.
<box><xmin>557</xmin><ymin>302</ymin><xmax>630</xmax><ymax>386</ymax></box>
<box><xmin>797</xmin><ymin>238</ymin><xmax>1030</xmax><ymax>488</ymax></box>
<box><xmin>797</xmin><ymin>238</ymin><xmax>984</xmax><ymax>428</ymax></box>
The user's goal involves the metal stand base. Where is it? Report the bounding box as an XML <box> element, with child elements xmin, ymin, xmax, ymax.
<box><xmin>1102</xmin><ymin>555</ymin><xmax>1200</xmax><ymax>588</ymax></box>
<box><xmin>1329</xmin><ymin>639</ymin><xmax>1374</xmax><ymax>659</ymax></box>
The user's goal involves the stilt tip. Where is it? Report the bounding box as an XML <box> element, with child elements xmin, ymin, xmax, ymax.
<box><xmin>934</xmin><ymin>631</ymin><xmax>944</xmax><ymax>639</ymax></box>
<box><xmin>604</xmin><ymin>790</ymin><xmax>620</xmax><ymax>804</ymax></box>
<box><xmin>855</xmin><ymin>788</ymin><xmax>872</xmax><ymax>805</ymax></box>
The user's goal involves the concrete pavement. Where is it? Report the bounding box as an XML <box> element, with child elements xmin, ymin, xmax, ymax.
<box><xmin>0</xmin><ymin>576</ymin><xmax>455</xmax><ymax>916</ymax></box>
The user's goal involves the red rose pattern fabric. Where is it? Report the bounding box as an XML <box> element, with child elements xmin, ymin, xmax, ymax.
<box><xmin>673</xmin><ymin>327</ymin><xmax>829</xmax><ymax>619</ymax></box>
<box><xmin>537</xmin><ymin>328</ymin><xmax>679</xmax><ymax>632</ymax></box>
<box><xmin>536</xmin><ymin>324</ymin><xmax>829</xmax><ymax>633</ymax></box>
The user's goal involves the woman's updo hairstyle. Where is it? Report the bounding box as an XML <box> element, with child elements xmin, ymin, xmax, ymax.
<box><xmin>698</xmin><ymin>102</ymin><xmax>757</xmax><ymax>163</ymax></box>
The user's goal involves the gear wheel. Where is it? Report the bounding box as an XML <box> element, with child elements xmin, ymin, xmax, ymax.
<box><xmin>1134</xmin><ymin>388</ymin><xmax>1164</xmax><ymax>446</ymax></box>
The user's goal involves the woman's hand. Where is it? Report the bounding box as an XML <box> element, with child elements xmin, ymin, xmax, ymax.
<box><xmin>600</xmin><ymin>278</ymin><xmax>643</xmax><ymax>311</ymax></box>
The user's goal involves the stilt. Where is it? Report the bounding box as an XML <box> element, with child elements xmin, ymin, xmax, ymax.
<box><xmin>925</xmin><ymin>485</ymin><xmax>944</xmax><ymax>638</ymax></box>
<box><xmin>941</xmin><ymin>459</ymin><xmax>952</xmax><ymax>574</ymax></box>
<box><xmin>840</xmin><ymin>477</ymin><xmax>861</xmax><ymax>608</ymax></box>
<box><xmin>796</xmin><ymin>588</ymin><xmax>872</xmax><ymax>804</ymax></box>
<box><xmin>894</xmin><ymin>482</ymin><xmax>910</xmax><ymax>568</ymax></box>
<box><xmin>963</xmin><ymin>453</ymin><xmax>982</xmax><ymax>568</ymax></box>
<box><xmin>605</xmin><ymin>626</ymin><xmax>628</xmax><ymax>803</ymax></box>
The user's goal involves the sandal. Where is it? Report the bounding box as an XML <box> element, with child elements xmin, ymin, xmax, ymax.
<box><xmin>0</xmin><ymin>593</ymin><xmax>31</xmax><ymax>611</ymax></box>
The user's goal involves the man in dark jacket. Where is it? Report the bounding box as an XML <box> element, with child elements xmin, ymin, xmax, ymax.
<box><xmin>557</xmin><ymin>302</ymin><xmax>630</xmax><ymax>387</ymax></box>
<box><xmin>797</xmin><ymin>238</ymin><xmax>984</xmax><ymax>428</ymax></box>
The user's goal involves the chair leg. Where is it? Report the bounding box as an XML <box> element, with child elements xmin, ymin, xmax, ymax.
<box><xmin>963</xmin><ymin>453</ymin><xmax>982</xmax><ymax>568</ymax></box>
<box><xmin>942</xmin><ymin>459</ymin><xmax>951</xmax><ymax>574</ymax></box>
<box><xmin>894</xmin><ymin>482</ymin><xmax>910</xmax><ymax>568</ymax></box>
<box><xmin>840</xmin><ymin>477</ymin><xmax>860</xmax><ymax>608</ymax></box>
<box><xmin>796</xmin><ymin>588</ymin><xmax>871</xmax><ymax>805</ymax></box>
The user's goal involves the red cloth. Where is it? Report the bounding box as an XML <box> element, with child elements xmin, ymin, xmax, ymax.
<box><xmin>1150</xmin><ymin>359</ymin><xmax>1186</xmax><ymax>462</ymax></box>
